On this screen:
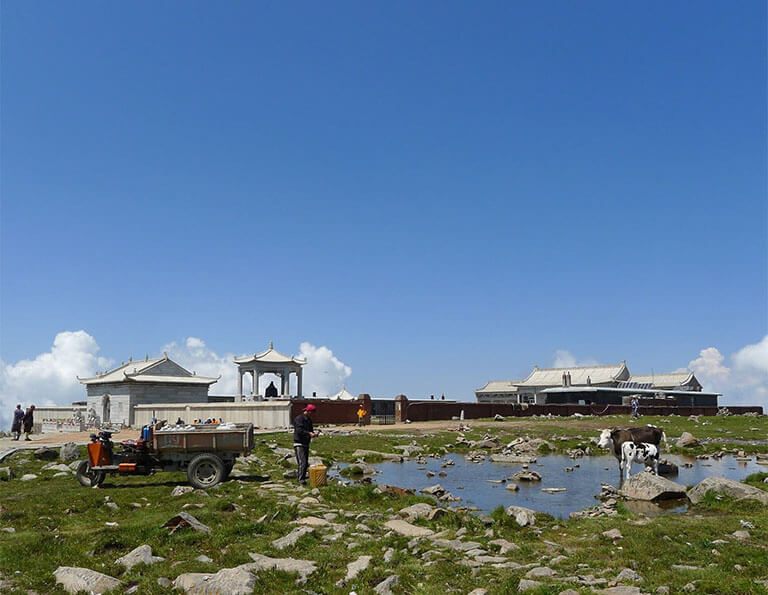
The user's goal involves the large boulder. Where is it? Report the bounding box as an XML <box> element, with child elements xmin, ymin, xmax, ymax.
<box><xmin>505</xmin><ymin>506</ymin><xmax>537</xmax><ymax>527</ymax></box>
<box><xmin>59</xmin><ymin>443</ymin><xmax>80</xmax><ymax>461</ymax></box>
<box><xmin>174</xmin><ymin>565</ymin><xmax>256</xmax><ymax>594</ymax></box>
<box><xmin>687</xmin><ymin>477</ymin><xmax>768</xmax><ymax>505</ymax></box>
<box><xmin>53</xmin><ymin>567</ymin><xmax>122</xmax><ymax>594</ymax></box>
<box><xmin>619</xmin><ymin>472</ymin><xmax>687</xmax><ymax>501</ymax></box>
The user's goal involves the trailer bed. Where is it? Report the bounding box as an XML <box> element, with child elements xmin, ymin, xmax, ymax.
<box><xmin>152</xmin><ymin>423</ymin><xmax>254</xmax><ymax>454</ymax></box>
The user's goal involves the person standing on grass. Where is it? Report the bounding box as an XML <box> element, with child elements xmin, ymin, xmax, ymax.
<box><xmin>11</xmin><ymin>404</ymin><xmax>24</xmax><ymax>440</ymax></box>
<box><xmin>631</xmin><ymin>396</ymin><xmax>640</xmax><ymax>419</ymax></box>
<box><xmin>357</xmin><ymin>405</ymin><xmax>367</xmax><ymax>427</ymax></box>
<box><xmin>293</xmin><ymin>404</ymin><xmax>318</xmax><ymax>485</ymax></box>
<box><xmin>22</xmin><ymin>405</ymin><xmax>35</xmax><ymax>441</ymax></box>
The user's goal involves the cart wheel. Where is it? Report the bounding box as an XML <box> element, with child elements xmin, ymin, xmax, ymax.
<box><xmin>187</xmin><ymin>454</ymin><xmax>225</xmax><ymax>489</ymax></box>
<box><xmin>76</xmin><ymin>459</ymin><xmax>105</xmax><ymax>488</ymax></box>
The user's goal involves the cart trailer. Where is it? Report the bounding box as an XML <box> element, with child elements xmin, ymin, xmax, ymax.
<box><xmin>76</xmin><ymin>423</ymin><xmax>254</xmax><ymax>489</ymax></box>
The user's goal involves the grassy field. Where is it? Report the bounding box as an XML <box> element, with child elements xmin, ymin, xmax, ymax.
<box><xmin>1</xmin><ymin>414</ymin><xmax>766</xmax><ymax>594</ymax></box>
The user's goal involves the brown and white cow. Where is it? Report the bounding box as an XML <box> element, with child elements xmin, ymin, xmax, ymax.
<box><xmin>597</xmin><ymin>425</ymin><xmax>667</xmax><ymax>477</ymax></box>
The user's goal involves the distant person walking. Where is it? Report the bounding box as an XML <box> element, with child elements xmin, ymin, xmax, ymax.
<box><xmin>22</xmin><ymin>405</ymin><xmax>35</xmax><ymax>441</ymax></box>
<box><xmin>357</xmin><ymin>405</ymin><xmax>367</xmax><ymax>427</ymax></box>
<box><xmin>293</xmin><ymin>404</ymin><xmax>318</xmax><ymax>485</ymax></box>
<box><xmin>631</xmin><ymin>397</ymin><xmax>640</xmax><ymax>419</ymax></box>
<box><xmin>11</xmin><ymin>404</ymin><xmax>24</xmax><ymax>440</ymax></box>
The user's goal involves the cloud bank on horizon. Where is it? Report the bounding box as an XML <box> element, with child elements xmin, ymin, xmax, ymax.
<box><xmin>0</xmin><ymin>331</ymin><xmax>766</xmax><ymax>428</ymax></box>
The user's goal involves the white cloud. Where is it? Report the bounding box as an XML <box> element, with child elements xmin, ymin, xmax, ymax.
<box><xmin>0</xmin><ymin>333</ymin><xmax>355</xmax><ymax>430</ymax></box>
<box><xmin>552</xmin><ymin>350</ymin><xmax>600</xmax><ymax>368</ymax></box>
<box><xmin>0</xmin><ymin>331</ymin><xmax>113</xmax><ymax>428</ymax></box>
<box><xmin>161</xmin><ymin>337</ymin><xmax>238</xmax><ymax>395</ymax></box>
<box><xmin>163</xmin><ymin>338</ymin><xmax>352</xmax><ymax>398</ymax></box>
<box><xmin>687</xmin><ymin>336</ymin><xmax>768</xmax><ymax>407</ymax></box>
<box><xmin>298</xmin><ymin>342</ymin><xmax>352</xmax><ymax>397</ymax></box>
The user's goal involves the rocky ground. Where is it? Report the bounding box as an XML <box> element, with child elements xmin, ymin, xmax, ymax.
<box><xmin>1</xmin><ymin>415</ymin><xmax>767</xmax><ymax>594</ymax></box>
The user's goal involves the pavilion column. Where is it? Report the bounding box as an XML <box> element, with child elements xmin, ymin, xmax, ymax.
<box><xmin>250</xmin><ymin>371</ymin><xmax>256</xmax><ymax>398</ymax></box>
<box><xmin>281</xmin><ymin>372</ymin><xmax>287</xmax><ymax>397</ymax></box>
<box><xmin>297</xmin><ymin>368</ymin><xmax>303</xmax><ymax>398</ymax></box>
<box><xmin>237</xmin><ymin>371</ymin><xmax>243</xmax><ymax>401</ymax></box>
<box><xmin>255</xmin><ymin>372</ymin><xmax>262</xmax><ymax>400</ymax></box>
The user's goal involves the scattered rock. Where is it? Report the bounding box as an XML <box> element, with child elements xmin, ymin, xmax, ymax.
<box><xmin>174</xmin><ymin>565</ymin><xmax>256</xmax><ymax>594</ymax></box>
<box><xmin>602</xmin><ymin>529</ymin><xmax>623</xmax><ymax>541</ymax></box>
<box><xmin>59</xmin><ymin>443</ymin><xmax>80</xmax><ymax>461</ymax></box>
<box><xmin>294</xmin><ymin>516</ymin><xmax>329</xmax><ymax>527</ymax></box>
<box><xmin>509</xmin><ymin>471</ymin><xmax>542</xmax><ymax>482</ymax></box>
<box><xmin>518</xmin><ymin>579</ymin><xmax>542</xmax><ymax>592</ymax></box>
<box><xmin>616</xmin><ymin>568</ymin><xmax>642</xmax><ymax>582</ymax></box>
<box><xmin>171</xmin><ymin>486</ymin><xmax>194</xmax><ymax>497</ymax></box>
<box><xmin>161</xmin><ymin>513</ymin><xmax>211</xmax><ymax>534</ymax></box>
<box><xmin>115</xmin><ymin>545</ymin><xmax>165</xmax><ymax>570</ymax></box>
<box><xmin>731</xmin><ymin>530</ymin><xmax>750</xmax><ymax>540</ymax></box>
<box><xmin>53</xmin><ymin>567</ymin><xmax>122</xmax><ymax>594</ymax></box>
<box><xmin>489</xmin><ymin>454</ymin><xmax>537</xmax><ymax>464</ymax></box>
<box><xmin>195</xmin><ymin>555</ymin><xmax>213</xmax><ymax>563</ymax></box>
<box><xmin>420</xmin><ymin>484</ymin><xmax>446</xmax><ymax>497</ymax></box>
<box><xmin>247</xmin><ymin>553</ymin><xmax>317</xmax><ymax>583</ymax></box>
<box><xmin>20</xmin><ymin>474</ymin><xmax>37</xmax><ymax>481</ymax></box>
<box><xmin>399</xmin><ymin>503</ymin><xmax>435</xmax><ymax>521</ymax></box>
<box><xmin>505</xmin><ymin>506</ymin><xmax>536</xmax><ymax>527</ymax></box>
<box><xmin>525</xmin><ymin>567</ymin><xmax>555</xmax><ymax>578</ymax></box>
<box><xmin>33</xmin><ymin>447</ymin><xmax>58</xmax><ymax>460</ymax></box>
<box><xmin>0</xmin><ymin>467</ymin><xmax>14</xmax><ymax>481</ymax></box>
<box><xmin>272</xmin><ymin>526</ymin><xmax>314</xmax><ymax>550</ymax></box>
<box><xmin>384</xmin><ymin>519</ymin><xmax>434</xmax><ymax>537</ymax></box>
<box><xmin>337</xmin><ymin>555</ymin><xmax>371</xmax><ymax>585</ymax></box>
<box><xmin>676</xmin><ymin>432</ymin><xmax>699</xmax><ymax>448</ymax></box>
<box><xmin>374</xmin><ymin>574</ymin><xmax>399</xmax><ymax>595</ymax></box>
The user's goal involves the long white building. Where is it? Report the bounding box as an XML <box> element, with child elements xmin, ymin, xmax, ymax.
<box><xmin>476</xmin><ymin>361</ymin><xmax>704</xmax><ymax>404</ymax></box>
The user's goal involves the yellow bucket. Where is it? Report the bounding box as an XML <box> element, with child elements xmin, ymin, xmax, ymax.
<box><xmin>308</xmin><ymin>464</ymin><xmax>327</xmax><ymax>487</ymax></box>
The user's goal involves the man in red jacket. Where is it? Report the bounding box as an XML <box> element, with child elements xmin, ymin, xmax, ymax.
<box><xmin>293</xmin><ymin>404</ymin><xmax>318</xmax><ymax>485</ymax></box>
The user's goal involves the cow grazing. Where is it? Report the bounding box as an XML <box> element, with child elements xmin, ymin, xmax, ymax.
<box><xmin>620</xmin><ymin>441</ymin><xmax>659</xmax><ymax>480</ymax></box>
<box><xmin>597</xmin><ymin>425</ymin><xmax>667</xmax><ymax>478</ymax></box>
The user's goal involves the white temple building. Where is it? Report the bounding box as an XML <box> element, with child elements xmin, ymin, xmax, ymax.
<box><xmin>78</xmin><ymin>355</ymin><xmax>219</xmax><ymax>426</ymax></box>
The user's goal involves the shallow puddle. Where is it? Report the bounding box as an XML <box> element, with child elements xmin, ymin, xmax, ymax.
<box><xmin>342</xmin><ymin>454</ymin><xmax>764</xmax><ymax>519</ymax></box>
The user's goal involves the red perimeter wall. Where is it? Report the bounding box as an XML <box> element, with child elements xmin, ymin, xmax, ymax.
<box><xmin>396</xmin><ymin>397</ymin><xmax>762</xmax><ymax>422</ymax></box>
<box><xmin>290</xmin><ymin>395</ymin><xmax>371</xmax><ymax>425</ymax></box>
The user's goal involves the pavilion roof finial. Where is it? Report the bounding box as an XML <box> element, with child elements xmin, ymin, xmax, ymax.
<box><xmin>269</xmin><ymin>341</ymin><xmax>274</xmax><ymax>349</ymax></box>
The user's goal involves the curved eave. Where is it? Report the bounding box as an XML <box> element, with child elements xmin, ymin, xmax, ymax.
<box><xmin>79</xmin><ymin>375</ymin><xmax>219</xmax><ymax>385</ymax></box>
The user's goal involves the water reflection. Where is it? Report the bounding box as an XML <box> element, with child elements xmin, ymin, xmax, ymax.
<box><xmin>342</xmin><ymin>454</ymin><xmax>763</xmax><ymax>520</ymax></box>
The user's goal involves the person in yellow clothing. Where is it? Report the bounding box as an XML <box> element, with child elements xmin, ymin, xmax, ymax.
<box><xmin>357</xmin><ymin>405</ymin><xmax>367</xmax><ymax>427</ymax></box>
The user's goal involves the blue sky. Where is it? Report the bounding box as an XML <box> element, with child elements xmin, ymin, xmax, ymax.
<box><xmin>1</xmin><ymin>2</ymin><xmax>766</xmax><ymax>411</ymax></box>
